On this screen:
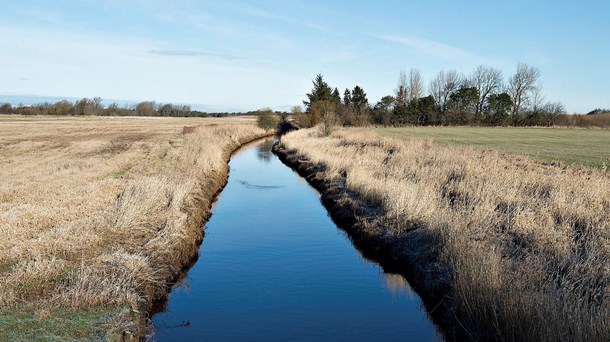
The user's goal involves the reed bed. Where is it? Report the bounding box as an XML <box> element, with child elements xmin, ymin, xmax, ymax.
<box><xmin>0</xmin><ymin>115</ymin><xmax>267</xmax><ymax>339</ymax></box>
<box><xmin>279</xmin><ymin>128</ymin><xmax>609</xmax><ymax>341</ymax></box>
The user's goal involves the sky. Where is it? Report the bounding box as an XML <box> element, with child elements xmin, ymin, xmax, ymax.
<box><xmin>0</xmin><ymin>0</ymin><xmax>609</xmax><ymax>113</ymax></box>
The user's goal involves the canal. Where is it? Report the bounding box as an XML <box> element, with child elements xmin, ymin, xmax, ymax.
<box><xmin>152</xmin><ymin>139</ymin><xmax>440</xmax><ymax>341</ymax></box>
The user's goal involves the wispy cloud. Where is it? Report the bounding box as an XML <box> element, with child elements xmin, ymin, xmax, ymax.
<box><xmin>147</xmin><ymin>49</ymin><xmax>242</xmax><ymax>60</ymax></box>
<box><xmin>232</xmin><ymin>5</ymin><xmax>324</xmax><ymax>31</ymax></box>
<box><xmin>370</xmin><ymin>34</ymin><xmax>501</xmax><ymax>66</ymax></box>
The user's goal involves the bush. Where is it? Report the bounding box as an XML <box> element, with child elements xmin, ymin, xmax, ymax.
<box><xmin>256</xmin><ymin>108</ymin><xmax>280</xmax><ymax>132</ymax></box>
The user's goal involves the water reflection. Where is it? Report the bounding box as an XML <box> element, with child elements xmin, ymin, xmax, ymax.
<box><xmin>256</xmin><ymin>139</ymin><xmax>275</xmax><ymax>163</ymax></box>
<box><xmin>237</xmin><ymin>180</ymin><xmax>284</xmax><ymax>190</ymax></box>
<box><xmin>384</xmin><ymin>273</ymin><xmax>416</xmax><ymax>299</ymax></box>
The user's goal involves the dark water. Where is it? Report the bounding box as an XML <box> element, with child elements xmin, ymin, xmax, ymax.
<box><xmin>152</xmin><ymin>139</ymin><xmax>440</xmax><ymax>341</ymax></box>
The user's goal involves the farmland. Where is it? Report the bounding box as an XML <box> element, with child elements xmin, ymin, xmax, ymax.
<box><xmin>374</xmin><ymin>126</ymin><xmax>610</xmax><ymax>169</ymax></box>
<box><xmin>0</xmin><ymin>115</ymin><xmax>267</xmax><ymax>340</ymax></box>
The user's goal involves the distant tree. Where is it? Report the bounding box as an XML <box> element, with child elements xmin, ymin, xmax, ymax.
<box><xmin>508</xmin><ymin>63</ymin><xmax>541</xmax><ymax>124</ymax></box>
<box><xmin>159</xmin><ymin>103</ymin><xmax>174</xmax><ymax>116</ymax></box>
<box><xmin>470</xmin><ymin>65</ymin><xmax>503</xmax><ymax>121</ymax></box>
<box><xmin>406</xmin><ymin>68</ymin><xmax>424</xmax><ymax>103</ymax></box>
<box><xmin>414</xmin><ymin>95</ymin><xmax>437</xmax><ymax>125</ymax></box>
<box><xmin>394</xmin><ymin>71</ymin><xmax>408</xmax><ymax>108</ymax></box>
<box><xmin>429</xmin><ymin>70</ymin><xmax>462</xmax><ymax>113</ymax></box>
<box><xmin>311</xmin><ymin>100</ymin><xmax>338</xmax><ymax>136</ymax></box>
<box><xmin>53</xmin><ymin>100</ymin><xmax>73</xmax><ymax>116</ymax></box>
<box><xmin>106</xmin><ymin>102</ymin><xmax>120</xmax><ymax>116</ymax></box>
<box><xmin>292</xmin><ymin>105</ymin><xmax>319</xmax><ymax>128</ymax></box>
<box><xmin>256</xmin><ymin>108</ymin><xmax>280</xmax><ymax>132</ymax></box>
<box><xmin>587</xmin><ymin>108</ymin><xmax>610</xmax><ymax>115</ymax></box>
<box><xmin>523</xmin><ymin>85</ymin><xmax>547</xmax><ymax>126</ymax></box>
<box><xmin>372</xmin><ymin>95</ymin><xmax>395</xmax><ymax>126</ymax></box>
<box><xmin>350</xmin><ymin>85</ymin><xmax>369</xmax><ymax>114</ymax></box>
<box><xmin>180</xmin><ymin>105</ymin><xmax>191</xmax><ymax>116</ymax></box>
<box><xmin>530</xmin><ymin>83</ymin><xmax>545</xmax><ymax>113</ymax></box>
<box><xmin>374</xmin><ymin>96</ymin><xmax>395</xmax><ymax>112</ymax></box>
<box><xmin>446</xmin><ymin>86</ymin><xmax>479</xmax><ymax>125</ymax></box>
<box><xmin>343</xmin><ymin>88</ymin><xmax>352</xmax><ymax>106</ymax></box>
<box><xmin>485</xmin><ymin>92</ymin><xmax>513</xmax><ymax>126</ymax></box>
<box><xmin>136</xmin><ymin>101</ymin><xmax>156</xmax><ymax>116</ymax></box>
<box><xmin>291</xmin><ymin>105</ymin><xmax>303</xmax><ymax>115</ymax></box>
<box><xmin>0</xmin><ymin>103</ymin><xmax>13</xmax><ymax>114</ymax></box>
<box><xmin>303</xmin><ymin>74</ymin><xmax>333</xmax><ymax>111</ymax></box>
<box><xmin>74</xmin><ymin>98</ymin><xmax>92</xmax><ymax>115</ymax></box>
<box><xmin>542</xmin><ymin>101</ymin><xmax>566</xmax><ymax>126</ymax></box>
<box><xmin>91</xmin><ymin>97</ymin><xmax>104</xmax><ymax>116</ymax></box>
<box><xmin>331</xmin><ymin>87</ymin><xmax>341</xmax><ymax>104</ymax></box>
<box><xmin>429</xmin><ymin>71</ymin><xmax>445</xmax><ymax>111</ymax></box>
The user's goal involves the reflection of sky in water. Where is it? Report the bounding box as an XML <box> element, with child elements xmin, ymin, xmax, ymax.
<box><xmin>153</xmin><ymin>139</ymin><xmax>441</xmax><ymax>341</ymax></box>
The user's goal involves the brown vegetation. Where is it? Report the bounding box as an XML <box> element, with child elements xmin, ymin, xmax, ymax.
<box><xmin>0</xmin><ymin>115</ymin><xmax>268</xmax><ymax>338</ymax></box>
<box><xmin>276</xmin><ymin>128</ymin><xmax>609</xmax><ymax>341</ymax></box>
<box><xmin>557</xmin><ymin>112</ymin><xmax>610</xmax><ymax>128</ymax></box>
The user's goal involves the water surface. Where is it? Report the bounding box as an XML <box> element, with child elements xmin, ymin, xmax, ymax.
<box><xmin>152</xmin><ymin>139</ymin><xmax>440</xmax><ymax>341</ymax></box>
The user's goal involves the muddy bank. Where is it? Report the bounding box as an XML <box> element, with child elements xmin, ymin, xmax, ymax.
<box><xmin>272</xmin><ymin>141</ymin><xmax>462</xmax><ymax>341</ymax></box>
<box><xmin>124</xmin><ymin>132</ymin><xmax>273</xmax><ymax>341</ymax></box>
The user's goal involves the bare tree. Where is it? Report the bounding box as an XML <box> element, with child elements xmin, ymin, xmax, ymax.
<box><xmin>429</xmin><ymin>70</ymin><xmax>462</xmax><ymax>112</ymax></box>
<box><xmin>91</xmin><ymin>97</ymin><xmax>104</xmax><ymax>116</ymax></box>
<box><xmin>394</xmin><ymin>71</ymin><xmax>408</xmax><ymax>107</ymax></box>
<box><xmin>530</xmin><ymin>82</ymin><xmax>545</xmax><ymax>113</ymax></box>
<box><xmin>429</xmin><ymin>71</ymin><xmax>444</xmax><ymax>110</ymax></box>
<box><xmin>542</xmin><ymin>101</ymin><xmax>566</xmax><ymax>126</ymax></box>
<box><xmin>508</xmin><ymin>63</ymin><xmax>541</xmax><ymax>120</ymax></box>
<box><xmin>406</xmin><ymin>68</ymin><xmax>423</xmax><ymax>103</ymax></box>
<box><xmin>470</xmin><ymin>65</ymin><xmax>503</xmax><ymax>119</ymax></box>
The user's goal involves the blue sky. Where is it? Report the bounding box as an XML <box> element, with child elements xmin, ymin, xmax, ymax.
<box><xmin>0</xmin><ymin>0</ymin><xmax>608</xmax><ymax>113</ymax></box>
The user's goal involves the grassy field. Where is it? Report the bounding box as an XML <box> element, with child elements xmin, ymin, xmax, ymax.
<box><xmin>280</xmin><ymin>128</ymin><xmax>609</xmax><ymax>341</ymax></box>
<box><xmin>0</xmin><ymin>115</ymin><xmax>266</xmax><ymax>340</ymax></box>
<box><xmin>374</xmin><ymin>126</ymin><xmax>610</xmax><ymax>169</ymax></box>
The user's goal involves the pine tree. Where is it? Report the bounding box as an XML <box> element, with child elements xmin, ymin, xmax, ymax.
<box><xmin>332</xmin><ymin>87</ymin><xmax>341</xmax><ymax>104</ymax></box>
<box><xmin>303</xmin><ymin>74</ymin><xmax>333</xmax><ymax>111</ymax></box>
<box><xmin>343</xmin><ymin>88</ymin><xmax>352</xmax><ymax>106</ymax></box>
<box><xmin>351</xmin><ymin>85</ymin><xmax>369</xmax><ymax>114</ymax></box>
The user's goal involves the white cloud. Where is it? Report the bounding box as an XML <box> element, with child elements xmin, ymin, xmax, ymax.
<box><xmin>232</xmin><ymin>5</ymin><xmax>325</xmax><ymax>31</ymax></box>
<box><xmin>370</xmin><ymin>33</ymin><xmax>504</xmax><ymax>68</ymax></box>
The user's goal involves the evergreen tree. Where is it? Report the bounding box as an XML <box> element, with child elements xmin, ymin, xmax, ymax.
<box><xmin>332</xmin><ymin>87</ymin><xmax>341</xmax><ymax>104</ymax></box>
<box><xmin>303</xmin><ymin>74</ymin><xmax>333</xmax><ymax>111</ymax></box>
<box><xmin>372</xmin><ymin>95</ymin><xmax>395</xmax><ymax>126</ymax></box>
<box><xmin>351</xmin><ymin>85</ymin><xmax>369</xmax><ymax>114</ymax></box>
<box><xmin>343</xmin><ymin>88</ymin><xmax>352</xmax><ymax>106</ymax></box>
<box><xmin>485</xmin><ymin>92</ymin><xmax>513</xmax><ymax>126</ymax></box>
<box><xmin>446</xmin><ymin>86</ymin><xmax>479</xmax><ymax>124</ymax></box>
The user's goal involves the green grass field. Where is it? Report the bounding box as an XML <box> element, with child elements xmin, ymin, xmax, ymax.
<box><xmin>374</xmin><ymin>127</ymin><xmax>610</xmax><ymax>169</ymax></box>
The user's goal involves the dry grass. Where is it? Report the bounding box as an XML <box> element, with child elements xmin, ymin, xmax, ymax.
<box><xmin>0</xmin><ymin>115</ymin><xmax>266</xmax><ymax>338</ymax></box>
<box><xmin>559</xmin><ymin>112</ymin><xmax>610</xmax><ymax>128</ymax></box>
<box><xmin>279</xmin><ymin>128</ymin><xmax>610</xmax><ymax>341</ymax></box>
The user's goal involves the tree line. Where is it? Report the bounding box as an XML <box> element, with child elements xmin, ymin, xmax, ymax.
<box><xmin>0</xmin><ymin>98</ymin><xmax>271</xmax><ymax>118</ymax></box>
<box><xmin>298</xmin><ymin>63</ymin><xmax>570</xmax><ymax>128</ymax></box>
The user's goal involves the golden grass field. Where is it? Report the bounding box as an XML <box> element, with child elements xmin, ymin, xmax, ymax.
<box><xmin>279</xmin><ymin>128</ymin><xmax>609</xmax><ymax>341</ymax></box>
<box><xmin>0</xmin><ymin>115</ymin><xmax>267</xmax><ymax>340</ymax></box>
